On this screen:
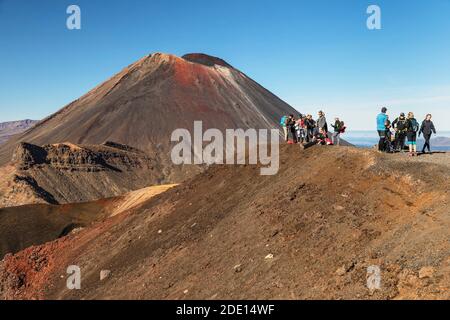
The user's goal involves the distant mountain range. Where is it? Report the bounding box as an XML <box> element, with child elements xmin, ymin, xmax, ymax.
<box><xmin>432</xmin><ymin>136</ymin><xmax>450</xmax><ymax>147</ymax></box>
<box><xmin>0</xmin><ymin>119</ymin><xmax>38</xmax><ymax>145</ymax></box>
<box><xmin>345</xmin><ymin>131</ymin><xmax>450</xmax><ymax>150</ymax></box>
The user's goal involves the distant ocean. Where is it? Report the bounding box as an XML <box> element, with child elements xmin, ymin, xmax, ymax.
<box><xmin>344</xmin><ymin>131</ymin><xmax>450</xmax><ymax>151</ymax></box>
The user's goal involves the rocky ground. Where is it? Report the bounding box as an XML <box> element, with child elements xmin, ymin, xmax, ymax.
<box><xmin>0</xmin><ymin>145</ymin><xmax>448</xmax><ymax>300</ymax></box>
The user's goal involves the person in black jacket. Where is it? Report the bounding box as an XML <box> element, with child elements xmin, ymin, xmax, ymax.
<box><xmin>392</xmin><ymin>112</ymin><xmax>408</xmax><ymax>151</ymax></box>
<box><xmin>406</xmin><ymin>112</ymin><xmax>420</xmax><ymax>156</ymax></box>
<box><xmin>285</xmin><ymin>114</ymin><xmax>297</xmax><ymax>143</ymax></box>
<box><xmin>305</xmin><ymin>114</ymin><xmax>316</xmax><ymax>142</ymax></box>
<box><xmin>419</xmin><ymin>114</ymin><xmax>437</xmax><ymax>153</ymax></box>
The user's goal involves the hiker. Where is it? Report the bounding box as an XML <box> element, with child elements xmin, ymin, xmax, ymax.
<box><xmin>300</xmin><ymin>127</ymin><xmax>331</xmax><ymax>149</ymax></box>
<box><xmin>315</xmin><ymin>128</ymin><xmax>327</xmax><ymax>145</ymax></box>
<box><xmin>280</xmin><ymin>115</ymin><xmax>288</xmax><ymax>142</ymax></box>
<box><xmin>330</xmin><ymin>117</ymin><xmax>344</xmax><ymax>146</ymax></box>
<box><xmin>419</xmin><ymin>114</ymin><xmax>437</xmax><ymax>154</ymax></box>
<box><xmin>406</xmin><ymin>112</ymin><xmax>420</xmax><ymax>156</ymax></box>
<box><xmin>384</xmin><ymin>119</ymin><xmax>394</xmax><ymax>153</ymax></box>
<box><xmin>376</xmin><ymin>107</ymin><xmax>389</xmax><ymax>152</ymax></box>
<box><xmin>392</xmin><ymin>112</ymin><xmax>408</xmax><ymax>152</ymax></box>
<box><xmin>305</xmin><ymin>114</ymin><xmax>316</xmax><ymax>142</ymax></box>
<box><xmin>316</xmin><ymin>110</ymin><xmax>328</xmax><ymax>134</ymax></box>
<box><xmin>306</xmin><ymin>127</ymin><xmax>327</xmax><ymax>146</ymax></box>
<box><xmin>285</xmin><ymin>114</ymin><xmax>297</xmax><ymax>144</ymax></box>
<box><xmin>295</xmin><ymin>115</ymin><xmax>307</xmax><ymax>143</ymax></box>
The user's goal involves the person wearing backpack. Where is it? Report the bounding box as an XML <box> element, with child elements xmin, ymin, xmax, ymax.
<box><xmin>392</xmin><ymin>112</ymin><xmax>408</xmax><ymax>152</ymax></box>
<box><xmin>406</xmin><ymin>112</ymin><xmax>420</xmax><ymax>156</ymax></box>
<box><xmin>376</xmin><ymin>107</ymin><xmax>389</xmax><ymax>152</ymax></box>
<box><xmin>419</xmin><ymin>114</ymin><xmax>437</xmax><ymax>154</ymax></box>
<box><xmin>305</xmin><ymin>114</ymin><xmax>316</xmax><ymax>142</ymax></box>
<box><xmin>384</xmin><ymin>119</ymin><xmax>394</xmax><ymax>153</ymax></box>
<box><xmin>280</xmin><ymin>115</ymin><xmax>288</xmax><ymax>142</ymax></box>
<box><xmin>330</xmin><ymin>117</ymin><xmax>344</xmax><ymax>146</ymax></box>
<box><xmin>285</xmin><ymin>114</ymin><xmax>297</xmax><ymax>144</ymax></box>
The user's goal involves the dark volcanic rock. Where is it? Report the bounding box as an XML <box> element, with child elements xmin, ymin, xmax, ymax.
<box><xmin>12</xmin><ymin>143</ymin><xmax>48</xmax><ymax>170</ymax></box>
<box><xmin>2</xmin><ymin>142</ymin><xmax>163</xmax><ymax>207</ymax></box>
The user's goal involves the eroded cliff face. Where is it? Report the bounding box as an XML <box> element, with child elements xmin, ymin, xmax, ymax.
<box><xmin>12</xmin><ymin>142</ymin><xmax>155</xmax><ymax>172</ymax></box>
<box><xmin>1</xmin><ymin>142</ymin><xmax>164</xmax><ymax>207</ymax></box>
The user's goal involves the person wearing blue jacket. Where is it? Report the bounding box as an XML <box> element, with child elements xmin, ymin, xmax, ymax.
<box><xmin>376</xmin><ymin>107</ymin><xmax>389</xmax><ymax>151</ymax></box>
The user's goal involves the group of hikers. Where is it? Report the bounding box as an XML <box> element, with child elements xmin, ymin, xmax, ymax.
<box><xmin>280</xmin><ymin>107</ymin><xmax>438</xmax><ymax>156</ymax></box>
<box><xmin>377</xmin><ymin>107</ymin><xmax>437</xmax><ymax>156</ymax></box>
<box><xmin>280</xmin><ymin>111</ymin><xmax>346</xmax><ymax>147</ymax></box>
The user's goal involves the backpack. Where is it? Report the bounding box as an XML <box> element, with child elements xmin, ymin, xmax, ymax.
<box><xmin>409</xmin><ymin>118</ymin><xmax>419</xmax><ymax>132</ymax></box>
<box><xmin>396</xmin><ymin>118</ymin><xmax>407</xmax><ymax>131</ymax></box>
<box><xmin>280</xmin><ymin>116</ymin><xmax>287</xmax><ymax>126</ymax></box>
<box><xmin>384</xmin><ymin>138</ymin><xmax>394</xmax><ymax>153</ymax></box>
<box><xmin>339</xmin><ymin>126</ymin><xmax>346</xmax><ymax>134</ymax></box>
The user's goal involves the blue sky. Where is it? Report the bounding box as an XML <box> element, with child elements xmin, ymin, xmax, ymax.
<box><xmin>0</xmin><ymin>0</ymin><xmax>449</xmax><ymax>130</ymax></box>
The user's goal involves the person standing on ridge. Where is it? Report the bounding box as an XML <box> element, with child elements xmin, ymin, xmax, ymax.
<box><xmin>280</xmin><ymin>115</ymin><xmax>288</xmax><ymax>142</ymax></box>
<box><xmin>305</xmin><ymin>114</ymin><xmax>316</xmax><ymax>142</ymax></box>
<box><xmin>316</xmin><ymin>111</ymin><xmax>328</xmax><ymax>135</ymax></box>
<box><xmin>406</xmin><ymin>112</ymin><xmax>420</xmax><ymax>156</ymax></box>
<box><xmin>331</xmin><ymin>117</ymin><xmax>344</xmax><ymax>146</ymax></box>
<box><xmin>285</xmin><ymin>114</ymin><xmax>297</xmax><ymax>144</ymax></box>
<box><xmin>295</xmin><ymin>115</ymin><xmax>306</xmax><ymax>143</ymax></box>
<box><xmin>419</xmin><ymin>114</ymin><xmax>437</xmax><ymax>154</ymax></box>
<box><xmin>384</xmin><ymin>118</ymin><xmax>394</xmax><ymax>153</ymax></box>
<box><xmin>392</xmin><ymin>112</ymin><xmax>408</xmax><ymax>152</ymax></box>
<box><xmin>376</xmin><ymin>107</ymin><xmax>389</xmax><ymax>152</ymax></box>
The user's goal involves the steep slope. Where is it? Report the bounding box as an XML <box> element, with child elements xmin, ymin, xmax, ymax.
<box><xmin>0</xmin><ymin>120</ymin><xmax>38</xmax><ymax>145</ymax></box>
<box><xmin>1</xmin><ymin>145</ymin><xmax>448</xmax><ymax>300</ymax></box>
<box><xmin>0</xmin><ymin>53</ymin><xmax>297</xmax><ymax>183</ymax></box>
<box><xmin>0</xmin><ymin>142</ymin><xmax>163</xmax><ymax>208</ymax></box>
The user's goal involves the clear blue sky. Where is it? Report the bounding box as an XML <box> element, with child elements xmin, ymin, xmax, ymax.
<box><xmin>1</xmin><ymin>0</ymin><xmax>449</xmax><ymax>130</ymax></box>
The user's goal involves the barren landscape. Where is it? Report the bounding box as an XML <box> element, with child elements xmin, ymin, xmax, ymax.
<box><xmin>0</xmin><ymin>145</ymin><xmax>448</xmax><ymax>300</ymax></box>
<box><xmin>0</xmin><ymin>53</ymin><xmax>448</xmax><ymax>301</ymax></box>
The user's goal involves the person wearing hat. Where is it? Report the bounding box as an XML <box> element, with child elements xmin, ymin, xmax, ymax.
<box><xmin>392</xmin><ymin>112</ymin><xmax>408</xmax><ymax>152</ymax></box>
